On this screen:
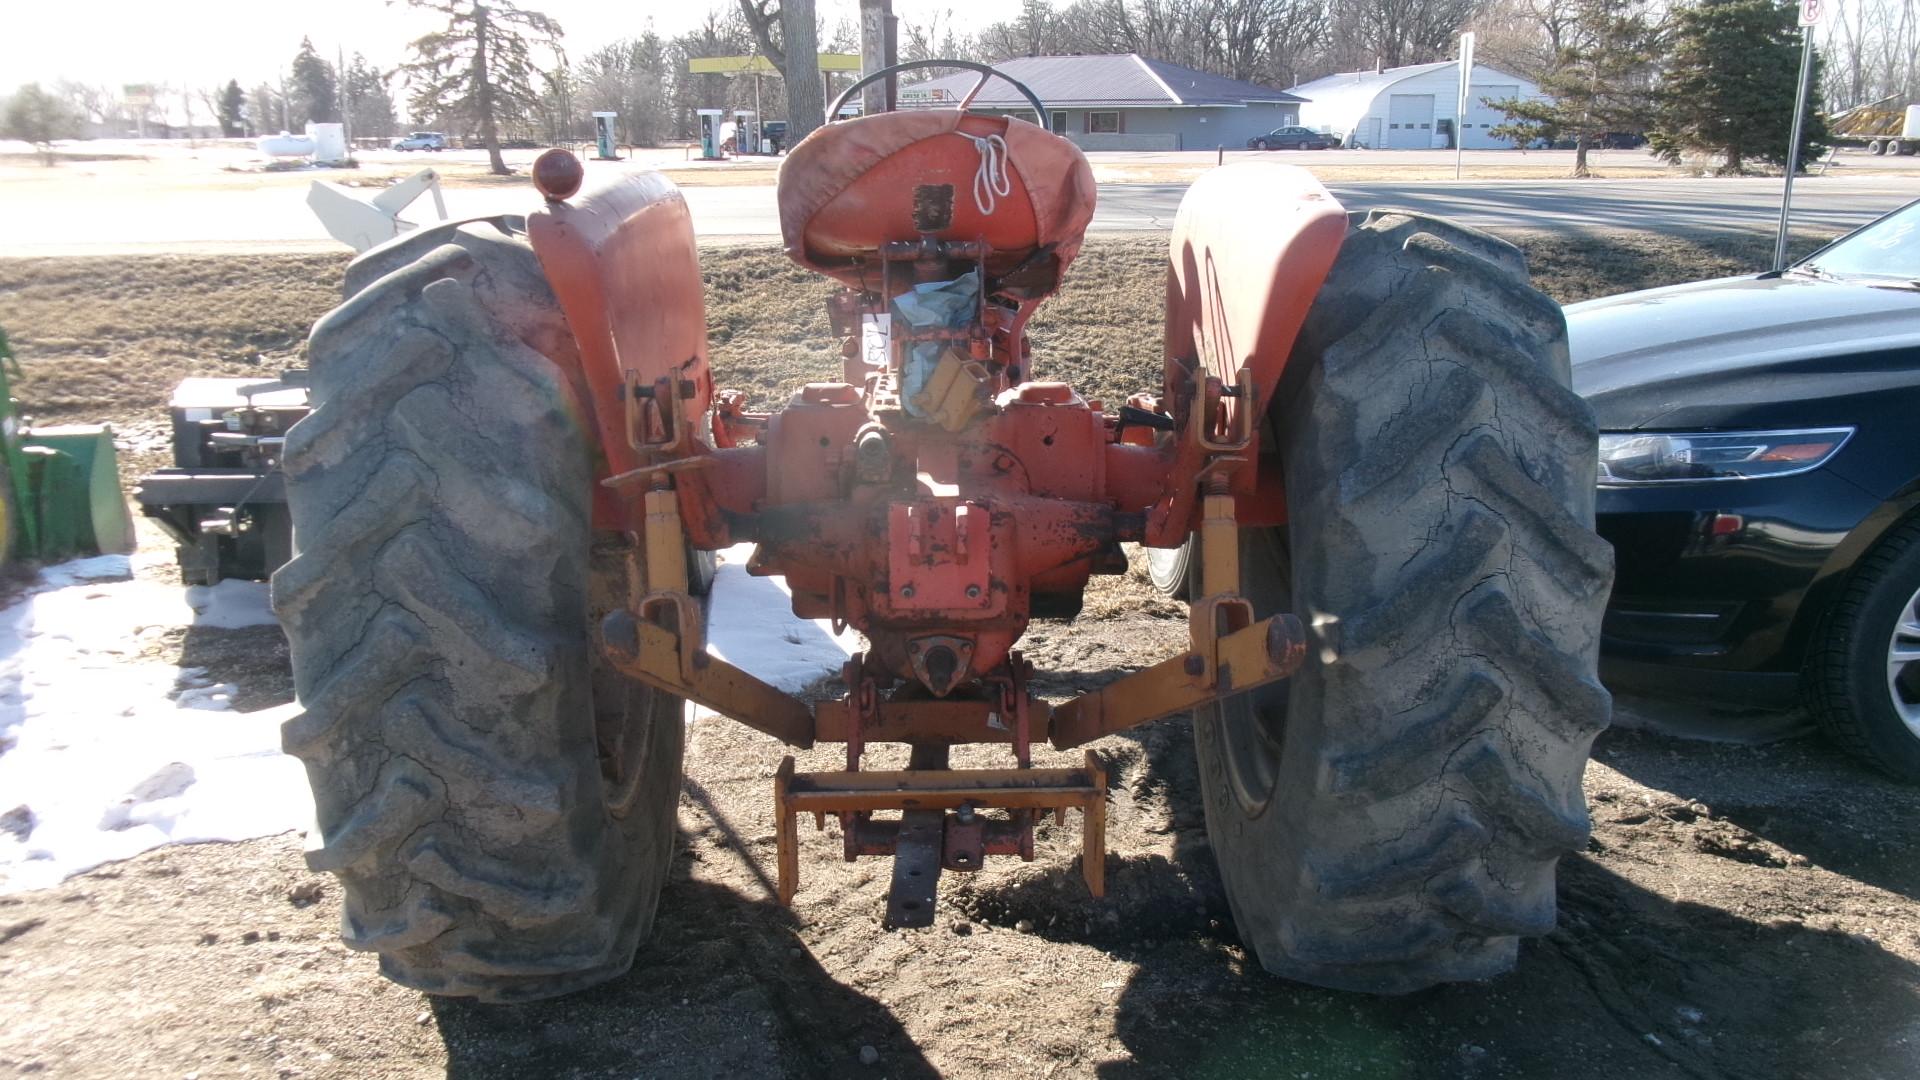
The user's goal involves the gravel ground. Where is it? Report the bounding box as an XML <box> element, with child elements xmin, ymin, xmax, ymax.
<box><xmin>2</xmin><ymin>574</ymin><xmax>1916</xmax><ymax>1078</ymax></box>
<box><xmin>3</xmin><ymin>230</ymin><xmax>1916</xmax><ymax>1079</ymax></box>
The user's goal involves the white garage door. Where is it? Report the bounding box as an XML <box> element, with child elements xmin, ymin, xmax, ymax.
<box><xmin>1465</xmin><ymin>84</ymin><xmax>1518</xmax><ymax>148</ymax></box>
<box><xmin>1386</xmin><ymin>94</ymin><xmax>1435</xmax><ymax>149</ymax></box>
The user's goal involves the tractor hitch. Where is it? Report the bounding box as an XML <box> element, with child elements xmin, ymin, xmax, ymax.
<box><xmin>774</xmin><ymin>752</ymin><xmax>1107</xmax><ymax>928</ymax></box>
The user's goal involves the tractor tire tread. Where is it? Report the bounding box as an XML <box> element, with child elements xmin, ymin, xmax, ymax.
<box><xmin>274</xmin><ymin>219</ymin><xmax>684</xmax><ymax>1002</ymax></box>
<box><xmin>1196</xmin><ymin>208</ymin><xmax>1612</xmax><ymax>994</ymax></box>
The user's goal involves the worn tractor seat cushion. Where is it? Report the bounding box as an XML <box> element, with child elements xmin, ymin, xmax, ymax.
<box><xmin>777</xmin><ymin>111</ymin><xmax>1097</xmax><ymax>296</ymax></box>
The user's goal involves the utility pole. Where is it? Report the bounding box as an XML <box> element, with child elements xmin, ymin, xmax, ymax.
<box><xmin>338</xmin><ymin>43</ymin><xmax>354</xmax><ymax>164</ymax></box>
<box><xmin>859</xmin><ymin>0</ymin><xmax>896</xmax><ymax>116</ymax></box>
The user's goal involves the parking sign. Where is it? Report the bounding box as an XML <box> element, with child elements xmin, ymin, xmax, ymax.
<box><xmin>1798</xmin><ymin>0</ymin><xmax>1824</xmax><ymax>26</ymax></box>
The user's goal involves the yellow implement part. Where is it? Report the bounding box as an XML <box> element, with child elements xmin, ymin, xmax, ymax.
<box><xmin>1049</xmin><ymin>613</ymin><xmax>1306</xmax><ymax>750</ymax></box>
<box><xmin>601</xmin><ymin>609</ymin><xmax>815</xmax><ymax>748</ymax></box>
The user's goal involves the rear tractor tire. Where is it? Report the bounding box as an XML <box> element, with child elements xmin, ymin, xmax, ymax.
<box><xmin>274</xmin><ymin>219</ymin><xmax>687</xmax><ymax>1002</ymax></box>
<box><xmin>1194</xmin><ymin>210</ymin><xmax>1614</xmax><ymax>993</ymax></box>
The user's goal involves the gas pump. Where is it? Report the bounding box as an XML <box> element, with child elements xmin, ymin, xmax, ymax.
<box><xmin>734</xmin><ymin>110</ymin><xmax>760</xmax><ymax>155</ymax></box>
<box><xmin>696</xmin><ymin>109</ymin><xmax>725</xmax><ymax>160</ymax></box>
<box><xmin>591</xmin><ymin>112</ymin><xmax>618</xmax><ymax>160</ymax></box>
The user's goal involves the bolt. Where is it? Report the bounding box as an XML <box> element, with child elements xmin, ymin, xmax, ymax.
<box><xmin>901</xmin><ymin>585</ymin><xmax>915</xmax><ymax>599</ymax></box>
<box><xmin>1184</xmin><ymin>654</ymin><xmax>1206</xmax><ymax>676</ymax></box>
<box><xmin>965</xmin><ymin>584</ymin><xmax>981</xmax><ymax>599</ymax></box>
<box><xmin>957</xmin><ymin>804</ymin><xmax>976</xmax><ymax>824</ymax></box>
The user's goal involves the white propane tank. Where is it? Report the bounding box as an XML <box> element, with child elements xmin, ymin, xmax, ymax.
<box><xmin>257</xmin><ymin>131</ymin><xmax>314</xmax><ymax>158</ymax></box>
<box><xmin>1905</xmin><ymin>104</ymin><xmax>1920</xmax><ymax>140</ymax></box>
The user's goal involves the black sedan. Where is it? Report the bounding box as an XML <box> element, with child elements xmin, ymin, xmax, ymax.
<box><xmin>1570</xmin><ymin>198</ymin><xmax>1920</xmax><ymax>781</ymax></box>
<box><xmin>1248</xmin><ymin>126</ymin><xmax>1339</xmax><ymax>151</ymax></box>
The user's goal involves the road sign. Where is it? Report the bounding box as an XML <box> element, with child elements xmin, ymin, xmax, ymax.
<box><xmin>1798</xmin><ymin>0</ymin><xmax>1825</xmax><ymax>27</ymax></box>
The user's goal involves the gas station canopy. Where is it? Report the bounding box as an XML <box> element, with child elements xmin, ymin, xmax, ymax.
<box><xmin>688</xmin><ymin>53</ymin><xmax>862</xmax><ymax>75</ymax></box>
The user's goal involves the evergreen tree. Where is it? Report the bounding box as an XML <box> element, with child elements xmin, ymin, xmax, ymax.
<box><xmin>341</xmin><ymin>55</ymin><xmax>398</xmax><ymax>140</ymax></box>
<box><xmin>217</xmin><ymin>80</ymin><xmax>246</xmax><ymax>136</ymax></box>
<box><xmin>1648</xmin><ymin>0</ymin><xmax>1829</xmax><ymax>174</ymax></box>
<box><xmin>291</xmin><ymin>37</ymin><xmax>339</xmax><ymax>126</ymax></box>
<box><xmin>402</xmin><ymin>0</ymin><xmax>563</xmax><ymax>175</ymax></box>
<box><xmin>2</xmin><ymin>83</ymin><xmax>79</xmax><ymax>165</ymax></box>
<box><xmin>1488</xmin><ymin>0</ymin><xmax>1662</xmax><ymax>177</ymax></box>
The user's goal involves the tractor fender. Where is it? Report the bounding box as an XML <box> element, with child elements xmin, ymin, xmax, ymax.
<box><xmin>1156</xmin><ymin>162</ymin><xmax>1347</xmax><ymax>542</ymax></box>
<box><xmin>528</xmin><ymin>171</ymin><xmax>714</xmax><ymax>529</ymax></box>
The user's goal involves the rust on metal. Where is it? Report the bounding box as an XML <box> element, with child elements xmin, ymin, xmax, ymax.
<box><xmin>813</xmin><ymin>696</ymin><xmax>1038</xmax><ymax>743</ymax></box>
<box><xmin>552</xmin><ymin>127</ymin><xmax>1348</xmax><ymax>928</ymax></box>
<box><xmin>888</xmin><ymin>810</ymin><xmax>945</xmax><ymax>927</ymax></box>
<box><xmin>601</xmin><ymin>610</ymin><xmax>814</xmax><ymax>748</ymax></box>
<box><xmin>1049</xmin><ymin>613</ymin><xmax>1307</xmax><ymax>750</ymax></box>
<box><xmin>771</xmin><ymin>754</ymin><xmax>1109</xmax><ymax>907</ymax></box>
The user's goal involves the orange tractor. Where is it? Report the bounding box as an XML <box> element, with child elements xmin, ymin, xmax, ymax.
<box><xmin>276</xmin><ymin>63</ymin><xmax>1611</xmax><ymax>1003</ymax></box>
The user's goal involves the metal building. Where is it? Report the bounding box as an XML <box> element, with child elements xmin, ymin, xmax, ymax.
<box><xmin>1287</xmin><ymin>61</ymin><xmax>1546</xmax><ymax>149</ymax></box>
<box><xmin>902</xmin><ymin>54</ymin><xmax>1304</xmax><ymax>151</ymax></box>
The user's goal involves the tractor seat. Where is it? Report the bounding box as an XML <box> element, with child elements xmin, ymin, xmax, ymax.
<box><xmin>777</xmin><ymin>110</ymin><xmax>1097</xmax><ymax>299</ymax></box>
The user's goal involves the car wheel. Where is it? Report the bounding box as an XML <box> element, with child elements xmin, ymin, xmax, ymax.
<box><xmin>1298</xmin><ymin>141</ymin><xmax>1312</xmax><ymax>151</ymax></box>
<box><xmin>1254</xmin><ymin>139</ymin><xmax>1269</xmax><ymax>151</ymax></box>
<box><xmin>1809</xmin><ymin>519</ymin><xmax>1920</xmax><ymax>782</ymax></box>
<box><xmin>1143</xmin><ymin>539</ymin><xmax>1192</xmax><ymax>600</ymax></box>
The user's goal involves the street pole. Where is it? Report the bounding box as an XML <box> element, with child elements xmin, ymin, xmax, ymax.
<box><xmin>859</xmin><ymin>0</ymin><xmax>894</xmax><ymax>117</ymax></box>
<box><xmin>1775</xmin><ymin>2</ymin><xmax>1823</xmax><ymax>270</ymax></box>
<box><xmin>338</xmin><ymin>43</ymin><xmax>353</xmax><ymax>165</ymax></box>
<box><xmin>1455</xmin><ymin>31</ymin><xmax>1475</xmax><ymax>180</ymax></box>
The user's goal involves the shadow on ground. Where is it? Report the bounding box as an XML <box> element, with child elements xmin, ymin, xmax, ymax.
<box><xmin>430</xmin><ymin>791</ymin><xmax>942</xmax><ymax>1080</ymax></box>
<box><xmin>951</xmin><ymin>716</ymin><xmax>1920</xmax><ymax>1080</ymax></box>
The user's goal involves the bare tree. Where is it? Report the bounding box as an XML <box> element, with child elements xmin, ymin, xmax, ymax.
<box><xmin>578</xmin><ymin>35</ymin><xmax>674</xmax><ymax>146</ymax></box>
<box><xmin>737</xmin><ymin>0</ymin><xmax>826</xmax><ymax>136</ymax></box>
<box><xmin>56</xmin><ymin>81</ymin><xmax>121</xmax><ymax>136</ymax></box>
<box><xmin>1821</xmin><ymin>0</ymin><xmax>1920</xmax><ymax>109</ymax></box>
<box><xmin>899</xmin><ymin>8</ymin><xmax>977</xmax><ymax>65</ymax></box>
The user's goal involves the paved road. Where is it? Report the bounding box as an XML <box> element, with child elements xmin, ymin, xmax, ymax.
<box><xmin>1</xmin><ymin>175</ymin><xmax>1912</xmax><ymax>256</ymax></box>
<box><xmin>1254</xmin><ymin>177</ymin><xmax>1909</xmax><ymax>238</ymax></box>
<box><xmin>677</xmin><ymin>175</ymin><xmax>1916</xmax><ymax>241</ymax></box>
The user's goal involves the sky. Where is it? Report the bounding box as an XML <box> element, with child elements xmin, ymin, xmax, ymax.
<box><xmin>3</xmin><ymin>0</ymin><xmax>1028</xmax><ymax>99</ymax></box>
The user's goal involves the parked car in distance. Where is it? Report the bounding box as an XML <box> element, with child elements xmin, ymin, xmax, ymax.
<box><xmin>392</xmin><ymin>131</ymin><xmax>448</xmax><ymax>151</ymax></box>
<box><xmin>1248</xmin><ymin>126</ymin><xmax>1338</xmax><ymax>151</ymax></box>
<box><xmin>1570</xmin><ymin>198</ymin><xmax>1920</xmax><ymax>781</ymax></box>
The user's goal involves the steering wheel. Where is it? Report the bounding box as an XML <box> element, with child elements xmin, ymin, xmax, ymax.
<box><xmin>827</xmin><ymin>59</ymin><xmax>1049</xmax><ymax>128</ymax></box>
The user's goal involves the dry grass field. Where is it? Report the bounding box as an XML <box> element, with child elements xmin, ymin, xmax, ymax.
<box><xmin>0</xmin><ymin>228</ymin><xmax>1795</xmax><ymax>433</ymax></box>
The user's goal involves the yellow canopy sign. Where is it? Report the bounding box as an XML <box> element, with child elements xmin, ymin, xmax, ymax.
<box><xmin>688</xmin><ymin>54</ymin><xmax>862</xmax><ymax>75</ymax></box>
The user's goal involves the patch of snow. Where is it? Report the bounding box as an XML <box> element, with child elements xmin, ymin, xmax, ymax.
<box><xmin>1</xmin><ymin>543</ymin><xmax>856</xmax><ymax>892</ymax></box>
<box><xmin>702</xmin><ymin>544</ymin><xmax>861</xmax><ymax>699</ymax></box>
<box><xmin>0</xmin><ymin>558</ymin><xmax>306</xmax><ymax>893</ymax></box>
<box><xmin>183</xmin><ymin>579</ymin><xmax>279</xmax><ymax>629</ymax></box>
<box><xmin>37</xmin><ymin>553</ymin><xmax>132</xmax><ymax>588</ymax></box>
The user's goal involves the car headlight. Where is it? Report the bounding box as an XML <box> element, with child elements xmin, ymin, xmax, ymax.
<box><xmin>1597</xmin><ymin>428</ymin><xmax>1853</xmax><ymax>484</ymax></box>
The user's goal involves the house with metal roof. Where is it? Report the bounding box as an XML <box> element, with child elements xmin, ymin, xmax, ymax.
<box><xmin>900</xmin><ymin>54</ymin><xmax>1304</xmax><ymax>151</ymax></box>
<box><xmin>1286</xmin><ymin>61</ymin><xmax>1546</xmax><ymax>150</ymax></box>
